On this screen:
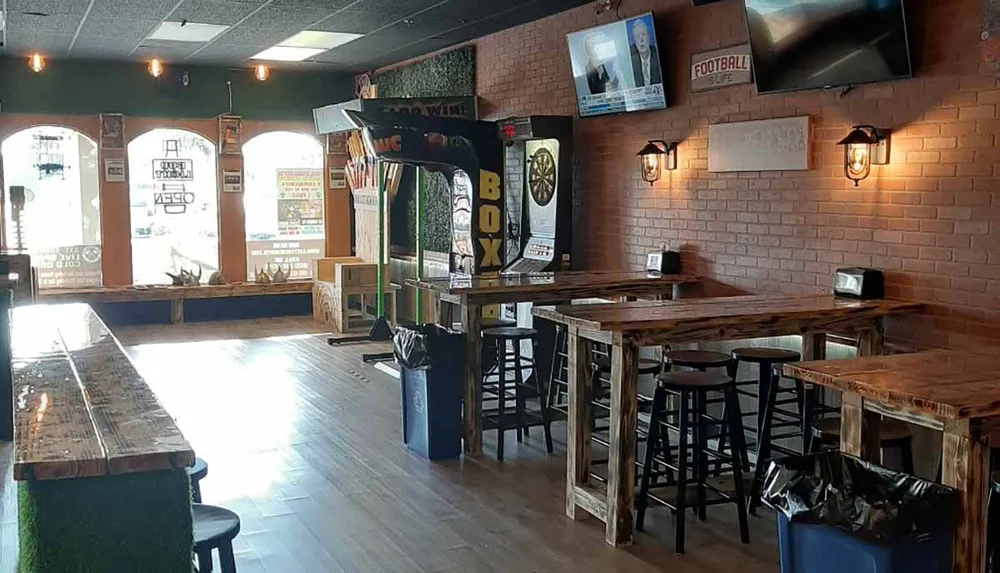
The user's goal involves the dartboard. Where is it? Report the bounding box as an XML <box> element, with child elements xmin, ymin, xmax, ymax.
<box><xmin>528</xmin><ymin>148</ymin><xmax>556</xmax><ymax>207</ymax></box>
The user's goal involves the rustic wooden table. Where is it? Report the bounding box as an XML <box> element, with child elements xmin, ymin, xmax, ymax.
<box><xmin>405</xmin><ymin>270</ymin><xmax>700</xmax><ymax>456</ymax></box>
<box><xmin>785</xmin><ymin>347</ymin><xmax>1000</xmax><ymax>573</ymax></box>
<box><xmin>532</xmin><ymin>293</ymin><xmax>924</xmax><ymax>548</ymax></box>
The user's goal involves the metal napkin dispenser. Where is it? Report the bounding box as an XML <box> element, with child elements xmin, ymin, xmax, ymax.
<box><xmin>833</xmin><ymin>267</ymin><xmax>884</xmax><ymax>299</ymax></box>
<box><xmin>647</xmin><ymin>250</ymin><xmax>681</xmax><ymax>274</ymax></box>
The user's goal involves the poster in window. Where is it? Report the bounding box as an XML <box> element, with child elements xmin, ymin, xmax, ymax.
<box><xmin>34</xmin><ymin>245</ymin><xmax>102</xmax><ymax>288</ymax></box>
<box><xmin>104</xmin><ymin>157</ymin><xmax>126</xmax><ymax>182</ymax></box>
<box><xmin>276</xmin><ymin>168</ymin><xmax>324</xmax><ymax>238</ymax></box>
<box><xmin>218</xmin><ymin>115</ymin><xmax>242</xmax><ymax>155</ymax></box>
<box><xmin>100</xmin><ymin>114</ymin><xmax>125</xmax><ymax>150</ymax></box>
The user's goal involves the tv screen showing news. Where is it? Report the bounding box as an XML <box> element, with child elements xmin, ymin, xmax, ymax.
<box><xmin>566</xmin><ymin>13</ymin><xmax>667</xmax><ymax>118</ymax></box>
<box><xmin>744</xmin><ymin>0</ymin><xmax>912</xmax><ymax>94</ymax></box>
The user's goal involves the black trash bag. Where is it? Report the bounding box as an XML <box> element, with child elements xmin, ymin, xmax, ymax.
<box><xmin>393</xmin><ymin>324</ymin><xmax>463</xmax><ymax>370</ymax></box>
<box><xmin>762</xmin><ymin>451</ymin><xmax>957</xmax><ymax>543</ymax></box>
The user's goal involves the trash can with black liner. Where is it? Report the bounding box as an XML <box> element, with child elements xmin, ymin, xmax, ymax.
<box><xmin>393</xmin><ymin>324</ymin><xmax>466</xmax><ymax>460</ymax></box>
<box><xmin>762</xmin><ymin>451</ymin><xmax>958</xmax><ymax>573</ymax></box>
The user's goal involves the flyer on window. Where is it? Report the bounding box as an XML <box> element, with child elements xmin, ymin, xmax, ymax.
<box><xmin>276</xmin><ymin>168</ymin><xmax>324</xmax><ymax>237</ymax></box>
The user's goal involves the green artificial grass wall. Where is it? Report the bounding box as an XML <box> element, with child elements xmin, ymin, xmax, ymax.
<box><xmin>376</xmin><ymin>46</ymin><xmax>476</xmax><ymax>254</ymax></box>
<box><xmin>18</xmin><ymin>469</ymin><xmax>193</xmax><ymax>573</ymax></box>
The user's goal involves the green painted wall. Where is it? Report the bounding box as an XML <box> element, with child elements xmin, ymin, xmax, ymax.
<box><xmin>0</xmin><ymin>58</ymin><xmax>354</xmax><ymax>122</ymax></box>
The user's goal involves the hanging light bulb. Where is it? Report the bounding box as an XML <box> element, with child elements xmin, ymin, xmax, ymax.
<box><xmin>836</xmin><ymin>125</ymin><xmax>891</xmax><ymax>187</ymax></box>
<box><xmin>254</xmin><ymin>64</ymin><xmax>269</xmax><ymax>81</ymax></box>
<box><xmin>149</xmin><ymin>58</ymin><xmax>164</xmax><ymax>78</ymax></box>
<box><xmin>28</xmin><ymin>53</ymin><xmax>45</xmax><ymax>73</ymax></box>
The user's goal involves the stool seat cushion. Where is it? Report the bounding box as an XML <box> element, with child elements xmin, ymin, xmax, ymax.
<box><xmin>593</xmin><ymin>355</ymin><xmax>661</xmax><ymax>375</ymax></box>
<box><xmin>482</xmin><ymin>326</ymin><xmax>537</xmax><ymax>340</ymax></box>
<box><xmin>664</xmin><ymin>350</ymin><xmax>732</xmax><ymax>368</ymax></box>
<box><xmin>812</xmin><ymin>416</ymin><xmax>912</xmax><ymax>444</ymax></box>
<box><xmin>193</xmin><ymin>504</ymin><xmax>241</xmax><ymax>549</ymax></box>
<box><xmin>732</xmin><ymin>347</ymin><xmax>801</xmax><ymax>363</ymax></box>
<box><xmin>481</xmin><ymin>318</ymin><xmax>517</xmax><ymax>330</ymax></box>
<box><xmin>656</xmin><ymin>371</ymin><xmax>733</xmax><ymax>390</ymax></box>
<box><xmin>187</xmin><ymin>457</ymin><xmax>208</xmax><ymax>481</ymax></box>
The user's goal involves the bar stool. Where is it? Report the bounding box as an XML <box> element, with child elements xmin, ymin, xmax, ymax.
<box><xmin>988</xmin><ymin>472</ymin><xmax>1000</xmax><ymax>572</ymax></box>
<box><xmin>481</xmin><ymin>317</ymin><xmax>518</xmax><ymax>377</ymax></box>
<box><xmin>482</xmin><ymin>326</ymin><xmax>553</xmax><ymax>461</ymax></box>
<box><xmin>193</xmin><ymin>503</ymin><xmax>241</xmax><ymax>573</ymax></box>
<box><xmin>188</xmin><ymin>457</ymin><xmax>209</xmax><ymax>503</ymax></box>
<box><xmin>810</xmin><ymin>416</ymin><xmax>915</xmax><ymax>474</ymax></box>
<box><xmin>636</xmin><ymin>370</ymin><xmax>751</xmax><ymax>554</ymax></box>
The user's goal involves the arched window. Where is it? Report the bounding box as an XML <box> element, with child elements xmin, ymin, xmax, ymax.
<box><xmin>1</xmin><ymin>126</ymin><xmax>102</xmax><ymax>288</ymax></box>
<box><xmin>128</xmin><ymin>128</ymin><xmax>219</xmax><ymax>285</ymax></box>
<box><xmin>243</xmin><ymin>131</ymin><xmax>325</xmax><ymax>280</ymax></box>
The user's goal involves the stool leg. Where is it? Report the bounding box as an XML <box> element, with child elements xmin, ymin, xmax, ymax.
<box><xmin>750</xmin><ymin>368</ymin><xmax>779</xmax><ymax>515</ymax></box>
<box><xmin>693</xmin><ymin>390</ymin><xmax>707</xmax><ymax>522</ymax></box>
<box><xmin>219</xmin><ymin>543</ymin><xmax>237</xmax><ymax>573</ymax></box>
<box><xmin>675</xmin><ymin>389</ymin><xmax>690</xmax><ymax>554</ymax></box>
<box><xmin>988</xmin><ymin>488</ymin><xmax>1000</xmax><ymax>573</ymax></box>
<box><xmin>192</xmin><ymin>480</ymin><xmax>203</xmax><ymax>504</ymax></box>
<box><xmin>496</xmin><ymin>339</ymin><xmax>506</xmax><ymax>462</ymax></box>
<box><xmin>725</xmin><ymin>385</ymin><xmax>751</xmax><ymax>544</ymax></box>
<box><xmin>513</xmin><ymin>341</ymin><xmax>526</xmax><ymax>444</ymax></box>
<box><xmin>196</xmin><ymin>549</ymin><xmax>214</xmax><ymax>573</ymax></box>
<box><xmin>546</xmin><ymin>326</ymin><xmax>566</xmax><ymax>411</ymax></box>
<box><xmin>801</xmin><ymin>382</ymin><xmax>817</xmax><ymax>455</ymax></box>
<box><xmin>900</xmin><ymin>439</ymin><xmax>915</xmax><ymax>475</ymax></box>
<box><xmin>636</xmin><ymin>387</ymin><xmax>666</xmax><ymax>532</ymax></box>
<box><xmin>532</xmin><ymin>339</ymin><xmax>554</xmax><ymax>455</ymax></box>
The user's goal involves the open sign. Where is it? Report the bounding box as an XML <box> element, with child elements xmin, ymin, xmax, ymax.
<box><xmin>154</xmin><ymin>191</ymin><xmax>196</xmax><ymax>214</ymax></box>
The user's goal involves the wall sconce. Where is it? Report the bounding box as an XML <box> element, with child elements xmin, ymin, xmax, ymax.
<box><xmin>636</xmin><ymin>140</ymin><xmax>678</xmax><ymax>185</ymax></box>
<box><xmin>254</xmin><ymin>64</ymin><xmax>269</xmax><ymax>81</ymax></box>
<box><xmin>149</xmin><ymin>58</ymin><xmax>164</xmax><ymax>78</ymax></box>
<box><xmin>28</xmin><ymin>53</ymin><xmax>44</xmax><ymax>73</ymax></box>
<box><xmin>837</xmin><ymin>125</ymin><xmax>890</xmax><ymax>187</ymax></box>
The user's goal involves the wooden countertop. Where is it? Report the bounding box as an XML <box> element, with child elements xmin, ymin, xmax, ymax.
<box><xmin>784</xmin><ymin>347</ymin><xmax>1000</xmax><ymax>420</ymax></box>
<box><xmin>37</xmin><ymin>281</ymin><xmax>313</xmax><ymax>304</ymax></box>
<box><xmin>12</xmin><ymin>304</ymin><xmax>194</xmax><ymax>481</ymax></box>
<box><xmin>405</xmin><ymin>270</ymin><xmax>699</xmax><ymax>305</ymax></box>
<box><xmin>532</xmin><ymin>294</ymin><xmax>924</xmax><ymax>333</ymax></box>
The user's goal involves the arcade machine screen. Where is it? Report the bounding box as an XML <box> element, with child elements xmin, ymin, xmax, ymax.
<box><xmin>451</xmin><ymin>169</ymin><xmax>476</xmax><ymax>274</ymax></box>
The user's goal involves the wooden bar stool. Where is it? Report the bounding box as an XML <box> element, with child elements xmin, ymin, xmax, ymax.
<box><xmin>482</xmin><ymin>326</ymin><xmax>553</xmax><ymax>461</ymax></box>
<box><xmin>193</xmin><ymin>504</ymin><xmax>241</xmax><ymax>573</ymax></box>
<box><xmin>810</xmin><ymin>416</ymin><xmax>915</xmax><ymax>474</ymax></box>
<box><xmin>188</xmin><ymin>457</ymin><xmax>209</xmax><ymax>503</ymax></box>
<box><xmin>636</xmin><ymin>370</ymin><xmax>751</xmax><ymax>554</ymax></box>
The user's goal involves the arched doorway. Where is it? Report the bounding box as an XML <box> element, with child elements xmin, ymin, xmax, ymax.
<box><xmin>0</xmin><ymin>126</ymin><xmax>102</xmax><ymax>288</ymax></box>
<box><xmin>242</xmin><ymin>131</ymin><xmax>325</xmax><ymax>280</ymax></box>
<box><xmin>128</xmin><ymin>128</ymin><xmax>219</xmax><ymax>285</ymax></box>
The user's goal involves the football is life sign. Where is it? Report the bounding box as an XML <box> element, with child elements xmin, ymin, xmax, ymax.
<box><xmin>691</xmin><ymin>44</ymin><xmax>752</xmax><ymax>92</ymax></box>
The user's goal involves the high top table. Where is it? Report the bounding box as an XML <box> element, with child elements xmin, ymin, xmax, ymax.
<box><xmin>532</xmin><ymin>294</ymin><xmax>924</xmax><ymax>547</ymax></box>
<box><xmin>406</xmin><ymin>270</ymin><xmax>700</xmax><ymax>456</ymax></box>
<box><xmin>785</xmin><ymin>347</ymin><xmax>1000</xmax><ymax>573</ymax></box>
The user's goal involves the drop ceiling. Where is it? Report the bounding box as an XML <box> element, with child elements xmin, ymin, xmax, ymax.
<box><xmin>1</xmin><ymin>0</ymin><xmax>594</xmax><ymax>71</ymax></box>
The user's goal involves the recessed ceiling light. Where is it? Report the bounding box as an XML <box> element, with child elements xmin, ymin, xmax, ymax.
<box><xmin>148</xmin><ymin>21</ymin><xmax>230</xmax><ymax>43</ymax></box>
<box><xmin>251</xmin><ymin>46</ymin><xmax>326</xmax><ymax>62</ymax></box>
<box><xmin>280</xmin><ymin>31</ymin><xmax>362</xmax><ymax>50</ymax></box>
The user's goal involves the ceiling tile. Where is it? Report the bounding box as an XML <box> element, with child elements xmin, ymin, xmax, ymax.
<box><xmin>171</xmin><ymin>0</ymin><xmax>265</xmax><ymax>26</ymax></box>
<box><xmin>208</xmin><ymin>4</ymin><xmax>333</xmax><ymax>46</ymax></box>
<box><xmin>6</xmin><ymin>12</ymin><xmax>82</xmax><ymax>35</ymax></box>
<box><xmin>270</xmin><ymin>0</ymin><xmax>357</xmax><ymax>9</ymax></box>
<box><xmin>313</xmin><ymin>9</ymin><xmax>392</xmax><ymax>34</ymax></box>
<box><xmin>133</xmin><ymin>43</ymin><xmax>202</xmax><ymax>61</ymax></box>
<box><xmin>5</xmin><ymin>32</ymin><xmax>75</xmax><ymax>53</ymax></box>
<box><xmin>7</xmin><ymin>0</ymin><xmax>93</xmax><ymax>15</ymax></box>
<box><xmin>88</xmin><ymin>0</ymin><xmax>179</xmax><ymax>21</ymax></box>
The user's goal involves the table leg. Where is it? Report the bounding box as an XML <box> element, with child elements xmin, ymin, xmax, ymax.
<box><xmin>802</xmin><ymin>331</ymin><xmax>827</xmax><ymax>361</ymax></box>
<box><xmin>840</xmin><ymin>393</ymin><xmax>881</xmax><ymax>461</ymax></box>
<box><xmin>942</xmin><ymin>419</ymin><xmax>989</xmax><ymax>573</ymax></box>
<box><xmin>461</xmin><ymin>302</ymin><xmax>483</xmax><ymax>456</ymax></box>
<box><xmin>170</xmin><ymin>299</ymin><xmax>183</xmax><ymax>324</ymax></box>
<box><xmin>857</xmin><ymin>318</ymin><xmax>885</xmax><ymax>357</ymax></box>
<box><xmin>565</xmin><ymin>328</ymin><xmax>592</xmax><ymax>520</ymax></box>
<box><xmin>605</xmin><ymin>337</ymin><xmax>639</xmax><ymax>547</ymax></box>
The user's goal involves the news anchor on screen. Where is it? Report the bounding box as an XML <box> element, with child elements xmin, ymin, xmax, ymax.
<box><xmin>628</xmin><ymin>15</ymin><xmax>661</xmax><ymax>87</ymax></box>
<box><xmin>583</xmin><ymin>33</ymin><xmax>620</xmax><ymax>94</ymax></box>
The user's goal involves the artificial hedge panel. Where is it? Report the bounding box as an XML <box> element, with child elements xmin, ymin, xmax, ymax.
<box><xmin>377</xmin><ymin>46</ymin><xmax>475</xmax><ymax>254</ymax></box>
<box><xmin>18</xmin><ymin>469</ymin><xmax>193</xmax><ymax>573</ymax></box>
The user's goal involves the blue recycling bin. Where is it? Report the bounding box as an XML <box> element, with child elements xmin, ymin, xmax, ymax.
<box><xmin>394</xmin><ymin>325</ymin><xmax>466</xmax><ymax>460</ymax></box>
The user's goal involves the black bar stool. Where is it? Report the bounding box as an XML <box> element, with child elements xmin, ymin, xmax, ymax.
<box><xmin>810</xmin><ymin>416</ymin><xmax>915</xmax><ymax>474</ymax></box>
<box><xmin>636</xmin><ymin>370</ymin><xmax>751</xmax><ymax>554</ymax></box>
<box><xmin>188</xmin><ymin>457</ymin><xmax>209</xmax><ymax>503</ymax></box>
<box><xmin>482</xmin><ymin>326</ymin><xmax>553</xmax><ymax>461</ymax></box>
<box><xmin>193</xmin><ymin>504</ymin><xmax>241</xmax><ymax>573</ymax></box>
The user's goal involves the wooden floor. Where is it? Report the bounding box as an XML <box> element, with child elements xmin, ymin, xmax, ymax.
<box><xmin>1</xmin><ymin>317</ymin><xmax>779</xmax><ymax>572</ymax></box>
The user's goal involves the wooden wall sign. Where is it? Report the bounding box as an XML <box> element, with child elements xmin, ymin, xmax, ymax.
<box><xmin>218</xmin><ymin>115</ymin><xmax>242</xmax><ymax>155</ymax></box>
<box><xmin>691</xmin><ymin>44</ymin><xmax>752</xmax><ymax>92</ymax></box>
<box><xmin>99</xmin><ymin>114</ymin><xmax>125</xmax><ymax>150</ymax></box>
<box><xmin>708</xmin><ymin>116</ymin><xmax>811</xmax><ymax>172</ymax></box>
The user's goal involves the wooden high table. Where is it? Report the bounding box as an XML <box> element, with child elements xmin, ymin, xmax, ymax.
<box><xmin>785</xmin><ymin>347</ymin><xmax>1000</xmax><ymax>573</ymax></box>
<box><xmin>532</xmin><ymin>293</ymin><xmax>923</xmax><ymax>547</ymax></box>
<box><xmin>405</xmin><ymin>270</ymin><xmax>700</xmax><ymax>456</ymax></box>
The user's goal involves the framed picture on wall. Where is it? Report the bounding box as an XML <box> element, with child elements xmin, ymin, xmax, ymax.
<box><xmin>327</xmin><ymin>132</ymin><xmax>347</xmax><ymax>155</ymax></box>
<box><xmin>100</xmin><ymin>114</ymin><xmax>125</xmax><ymax>150</ymax></box>
<box><xmin>218</xmin><ymin>115</ymin><xmax>242</xmax><ymax>155</ymax></box>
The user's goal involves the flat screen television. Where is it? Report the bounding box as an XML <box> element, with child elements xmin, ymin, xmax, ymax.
<box><xmin>566</xmin><ymin>12</ymin><xmax>667</xmax><ymax>118</ymax></box>
<box><xmin>744</xmin><ymin>0</ymin><xmax>913</xmax><ymax>94</ymax></box>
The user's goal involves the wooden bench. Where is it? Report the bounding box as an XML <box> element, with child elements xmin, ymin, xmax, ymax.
<box><xmin>11</xmin><ymin>303</ymin><xmax>195</xmax><ymax>571</ymax></box>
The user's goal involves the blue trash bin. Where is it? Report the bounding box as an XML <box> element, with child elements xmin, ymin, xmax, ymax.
<box><xmin>763</xmin><ymin>452</ymin><xmax>957</xmax><ymax>573</ymax></box>
<box><xmin>395</xmin><ymin>325</ymin><xmax>466</xmax><ymax>460</ymax></box>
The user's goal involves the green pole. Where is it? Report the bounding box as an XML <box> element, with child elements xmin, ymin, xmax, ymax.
<box><xmin>414</xmin><ymin>167</ymin><xmax>424</xmax><ymax>323</ymax></box>
<box><xmin>376</xmin><ymin>160</ymin><xmax>385</xmax><ymax>318</ymax></box>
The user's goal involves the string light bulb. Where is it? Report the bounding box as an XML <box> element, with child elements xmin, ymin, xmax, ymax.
<box><xmin>254</xmin><ymin>64</ymin><xmax>269</xmax><ymax>81</ymax></box>
<box><xmin>149</xmin><ymin>58</ymin><xmax>164</xmax><ymax>78</ymax></box>
<box><xmin>28</xmin><ymin>53</ymin><xmax>44</xmax><ymax>73</ymax></box>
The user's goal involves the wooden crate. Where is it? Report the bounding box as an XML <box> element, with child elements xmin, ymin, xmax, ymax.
<box><xmin>336</xmin><ymin>262</ymin><xmax>378</xmax><ymax>289</ymax></box>
<box><xmin>313</xmin><ymin>281</ymin><xmax>398</xmax><ymax>333</ymax></box>
<box><xmin>314</xmin><ymin>257</ymin><xmax>362</xmax><ymax>282</ymax></box>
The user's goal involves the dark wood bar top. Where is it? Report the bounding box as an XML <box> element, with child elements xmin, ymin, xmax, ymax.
<box><xmin>784</xmin><ymin>346</ymin><xmax>1000</xmax><ymax>420</ymax></box>
<box><xmin>533</xmin><ymin>294</ymin><xmax>923</xmax><ymax>333</ymax></box>
<box><xmin>11</xmin><ymin>304</ymin><xmax>194</xmax><ymax>481</ymax></box>
<box><xmin>406</xmin><ymin>270</ymin><xmax>699</xmax><ymax>304</ymax></box>
<box><xmin>37</xmin><ymin>281</ymin><xmax>313</xmax><ymax>304</ymax></box>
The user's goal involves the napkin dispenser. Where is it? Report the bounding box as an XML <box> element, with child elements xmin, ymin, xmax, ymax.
<box><xmin>647</xmin><ymin>248</ymin><xmax>681</xmax><ymax>274</ymax></box>
<box><xmin>833</xmin><ymin>267</ymin><xmax>884</xmax><ymax>299</ymax></box>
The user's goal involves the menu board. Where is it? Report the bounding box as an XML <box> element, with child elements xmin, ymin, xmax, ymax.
<box><xmin>276</xmin><ymin>168</ymin><xmax>324</xmax><ymax>238</ymax></box>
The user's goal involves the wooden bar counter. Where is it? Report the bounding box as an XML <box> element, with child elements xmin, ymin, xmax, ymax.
<box><xmin>406</xmin><ymin>270</ymin><xmax>700</xmax><ymax>455</ymax></box>
<box><xmin>533</xmin><ymin>293</ymin><xmax>923</xmax><ymax>548</ymax></box>
<box><xmin>785</xmin><ymin>347</ymin><xmax>1000</xmax><ymax>573</ymax></box>
<box><xmin>10</xmin><ymin>303</ymin><xmax>195</xmax><ymax>572</ymax></box>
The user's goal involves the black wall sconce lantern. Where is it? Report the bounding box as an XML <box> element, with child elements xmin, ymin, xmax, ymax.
<box><xmin>837</xmin><ymin>125</ymin><xmax>891</xmax><ymax>186</ymax></box>
<box><xmin>637</xmin><ymin>140</ymin><xmax>678</xmax><ymax>185</ymax></box>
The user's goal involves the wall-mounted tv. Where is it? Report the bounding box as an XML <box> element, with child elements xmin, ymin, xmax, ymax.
<box><xmin>744</xmin><ymin>0</ymin><xmax>913</xmax><ymax>94</ymax></box>
<box><xmin>566</xmin><ymin>12</ymin><xmax>667</xmax><ymax>118</ymax></box>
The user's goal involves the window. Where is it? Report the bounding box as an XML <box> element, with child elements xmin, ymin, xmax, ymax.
<box><xmin>1</xmin><ymin>126</ymin><xmax>102</xmax><ymax>288</ymax></box>
<box><xmin>128</xmin><ymin>129</ymin><xmax>219</xmax><ymax>285</ymax></box>
<box><xmin>243</xmin><ymin>131</ymin><xmax>325</xmax><ymax>280</ymax></box>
